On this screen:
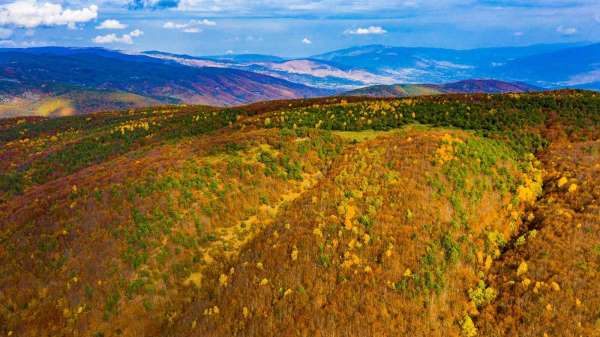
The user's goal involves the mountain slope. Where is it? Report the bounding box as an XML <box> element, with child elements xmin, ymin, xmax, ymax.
<box><xmin>438</xmin><ymin>79</ymin><xmax>540</xmax><ymax>93</ymax></box>
<box><xmin>343</xmin><ymin>84</ymin><xmax>443</xmax><ymax>97</ymax></box>
<box><xmin>311</xmin><ymin>43</ymin><xmax>584</xmax><ymax>78</ymax></box>
<box><xmin>492</xmin><ymin>43</ymin><xmax>600</xmax><ymax>89</ymax></box>
<box><xmin>145</xmin><ymin>43</ymin><xmax>593</xmax><ymax>91</ymax></box>
<box><xmin>311</xmin><ymin>43</ymin><xmax>599</xmax><ymax>87</ymax></box>
<box><xmin>344</xmin><ymin>80</ymin><xmax>540</xmax><ymax>97</ymax></box>
<box><xmin>143</xmin><ymin>51</ymin><xmax>389</xmax><ymax>90</ymax></box>
<box><xmin>2</xmin><ymin>91</ymin><xmax>600</xmax><ymax>337</ymax></box>
<box><xmin>0</xmin><ymin>47</ymin><xmax>330</xmax><ymax>117</ymax></box>
<box><xmin>0</xmin><ymin>89</ymin><xmax>162</xmax><ymax>118</ymax></box>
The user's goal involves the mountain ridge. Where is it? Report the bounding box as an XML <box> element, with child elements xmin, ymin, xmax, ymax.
<box><xmin>343</xmin><ymin>79</ymin><xmax>540</xmax><ymax>97</ymax></box>
<box><xmin>143</xmin><ymin>42</ymin><xmax>600</xmax><ymax>90</ymax></box>
<box><xmin>0</xmin><ymin>47</ymin><xmax>331</xmax><ymax>117</ymax></box>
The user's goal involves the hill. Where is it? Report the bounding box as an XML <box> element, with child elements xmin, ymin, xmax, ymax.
<box><xmin>437</xmin><ymin>79</ymin><xmax>539</xmax><ymax>93</ymax></box>
<box><xmin>343</xmin><ymin>84</ymin><xmax>443</xmax><ymax>97</ymax></box>
<box><xmin>1</xmin><ymin>91</ymin><xmax>600</xmax><ymax>336</ymax></box>
<box><xmin>0</xmin><ymin>89</ymin><xmax>162</xmax><ymax>119</ymax></box>
<box><xmin>0</xmin><ymin>47</ymin><xmax>330</xmax><ymax>118</ymax></box>
<box><xmin>344</xmin><ymin>80</ymin><xmax>539</xmax><ymax>97</ymax></box>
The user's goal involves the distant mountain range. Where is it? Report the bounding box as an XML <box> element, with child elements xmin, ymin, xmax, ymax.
<box><xmin>0</xmin><ymin>42</ymin><xmax>598</xmax><ymax>117</ymax></box>
<box><xmin>0</xmin><ymin>47</ymin><xmax>329</xmax><ymax>117</ymax></box>
<box><xmin>144</xmin><ymin>42</ymin><xmax>600</xmax><ymax>90</ymax></box>
<box><xmin>344</xmin><ymin>80</ymin><xmax>540</xmax><ymax>97</ymax></box>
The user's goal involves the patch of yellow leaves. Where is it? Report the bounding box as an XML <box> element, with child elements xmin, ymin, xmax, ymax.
<box><xmin>219</xmin><ymin>274</ymin><xmax>228</xmax><ymax>287</ymax></box>
<box><xmin>517</xmin><ymin>261</ymin><xmax>528</xmax><ymax>277</ymax></box>
<box><xmin>203</xmin><ymin>306</ymin><xmax>220</xmax><ymax>316</ymax></box>
<box><xmin>557</xmin><ymin>176</ymin><xmax>568</xmax><ymax>188</ymax></box>
<box><xmin>341</xmin><ymin>252</ymin><xmax>361</xmax><ymax>269</ymax></box>
<box><xmin>343</xmin><ymin>204</ymin><xmax>357</xmax><ymax>230</ymax></box>
<box><xmin>435</xmin><ymin>134</ymin><xmax>463</xmax><ymax>165</ymax></box>
<box><xmin>291</xmin><ymin>245</ymin><xmax>298</xmax><ymax>261</ymax></box>
<box><xmin>184</xmin><ymin>272</ymin><xmax>203</xmax><ymax>287</ymax></box>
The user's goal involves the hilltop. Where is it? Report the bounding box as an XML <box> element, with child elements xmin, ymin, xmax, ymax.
<box><xmin>343</xmin><ymin>80</ymin><xmax>539</xmax><ymax>97</ymax></box>
<box><xmin>1</xmin><ymin>90</ymin><xmax>599</xmax><ymax>337</ymax></box>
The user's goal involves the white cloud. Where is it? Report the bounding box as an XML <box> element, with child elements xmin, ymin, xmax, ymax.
<box><xmin>163</xmin><ymin>19</ymin><xmax>215</xmax><ymax>33</ymax></box>
<box><xmin>513</xmin><ymin>31</ymin><xmax>524</xmax><ymax>36</ymax></box>
<box><xmin>556</xmin><ymin>25</ymin><xmax>577</xmax><ymax>35</ymax></box>
<box><xmin>96</xmin><ymin>19</ymin><xmax>127</xmax><ymax>30</ymax></box>
<box><xmin>172</xmin><ymin>0</ymin><xmax>475</xmax><ymax>13</ymax></box>
<box><xmin>129</xmin><ymin>29</ymin><xmax>143</xmax><ymax>37</ymax></box>
<box><xmin>345</xmin><ymin>26</ymin><xmax>387</xmax><ymax>35</ymax></box>
<box><xmin>0</xmin><ymin>27</ymin><xmax>13</xmax><ymax>39</ymax></box>
<box><xmin>94</xmin><ymin>33</ymin><xmax>132</xmax><ymax>44</ymax></box>
<box><xmin>0</xmin><ymin>38</ymin><xmax>46</xmax><ymax>47</ymax></box>
<box><xmin>0</xmin><ymin>39</ymin><xmax>16</xmax><ymax>46</ymax></box>
<box><xmin>0</xmin><ymin>1</ymin><xmax>97</xmax><ymax>29</ymax></box>
<box><xmin>93</xmin><ymin>29</ymin><xmax>143</xmax><ymax>44</ymax></box>
<box><xmin>302</xmin><ymin>37</ymin><xmax>312</xmax><ymax>44</ymax></box>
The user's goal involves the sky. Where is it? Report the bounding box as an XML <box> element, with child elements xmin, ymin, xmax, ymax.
<box><xmin>0</xmin><ymin>0</ymin><xmax>599</xmax><ymax>57</ymax></box>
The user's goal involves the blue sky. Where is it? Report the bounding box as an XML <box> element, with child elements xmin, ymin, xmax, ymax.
<box><xmin>0</xmin><ymin>0</ymin><xmax>599</xmax><ymax>57</ymax></box>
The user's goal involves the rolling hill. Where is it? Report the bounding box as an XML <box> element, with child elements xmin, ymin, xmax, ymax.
<box><xmin>0</xmin><ymin>47</ymin><xmax>330</xmax><ymax>118</ymax></box>
<box><xmin>344</xmin><ymin>80</ymin><xmax>540</xmax><ymax>97</ymax></box>
<box><xmin>0</xmin><ymin>89</ymin><xmax>162</xmax><ymax>119</ymax></box>
<box><xmin>1</xmin><ymin>90</ymin><xmax>599</xmax><ymax>337</ymax></box>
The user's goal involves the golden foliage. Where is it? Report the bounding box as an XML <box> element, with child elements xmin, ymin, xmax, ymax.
<box><xmin>517</xmin><ymin>261</ymin><xmax>528</xmax><ymax>277</ymax></box>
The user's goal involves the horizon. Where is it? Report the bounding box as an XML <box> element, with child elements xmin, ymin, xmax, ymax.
<box><xmin>2</xmin><ymin>40</ymin><xmax>598</xmax><ymax>59</ymax></box>
<box><xmin>0</xmin><ymin>1</ymin><xmax>599</xmax><ymax>57</ymax></box>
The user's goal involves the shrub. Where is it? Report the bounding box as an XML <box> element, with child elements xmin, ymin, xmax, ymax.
<box><xmin>461</xmin><ymin>314</ymin><xmax>478</xmax><ymax>337</ymax></box>
<box><xmin>468</xmin><ymin>280</ymin><xmax>497</xmax><ymax>307</ymax></box>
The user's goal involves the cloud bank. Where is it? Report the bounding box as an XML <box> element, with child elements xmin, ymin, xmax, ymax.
<box><xmin>163</xmin><ymin>19</ymin><xmax>215</xmax><ymax>33</ymax></box>
<box><xmin>93</xmin><ymin>29</ymin><xmax>143</xmax><ymax>44</ymax></box>
<box><xmin>345</xmin><ymin>26</ymin><xmax>387</xmax><ymax>35</ymax></box>
<box><xmin>0</xmin><ymin>1</ymin><xmax>97</xmax><ymax>29</ymax></box>
<box><xmin>96</xmin><ymin>19</ymin><xmax>127</xmax><ymax>30</ymax></box>
<box><xmin>556</xmin><ymin>25</ymin><xmax>577</xmax><ymax>35</ymax></box>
